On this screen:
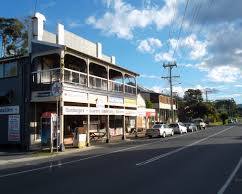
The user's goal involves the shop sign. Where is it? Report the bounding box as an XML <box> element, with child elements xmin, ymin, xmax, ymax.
<box><xmin>63</xmin><ymin>91</ymin><xmax>88</xmax><ymax>103</ymax></box>
<box><xmin>0</xmin><ymin>106</ymin><xmax>19</xmax><ymax>115</ymax></box>
<box><xmin>124</xmin><ymin>98</ymin><xmax>137</xmax><ymax>107</ymax></box>
<box><xmin>109</xmin><ymin>96</ymin><xmax>123</xmax><ymax>105</ymax></box>
<box><xmin>124</xmin><ymin>109</ymin><xmax>137</xmax><ymax>116</ymax></box>
<box><xmin>89</xmin><ymin>94</ymin><xmax>107</xmax><ymax>104</ymax></box>
<box><xmin>63</xmin><ymin>106</ymin><xmax>89</xmax><ymax>115</ymax></box>
<box><xmin>8</xmin><ymin>115</ymin><xmax>20</xmax><ymax>142</ymax></box>
<box><xmin>63</xmin><ymin>106</ymin><xmax>127</xmax><ymax>116</ymax></box>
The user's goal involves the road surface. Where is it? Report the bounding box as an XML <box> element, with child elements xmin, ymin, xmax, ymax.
<box><xmin>0</xmin><ymin>125</ymin><xmax>242</xmax><ymax>194</ymax></box>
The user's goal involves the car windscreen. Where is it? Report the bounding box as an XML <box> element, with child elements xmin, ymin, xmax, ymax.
<box><xmin>153</xmin><ymin>124</ymin><xmax>162</xmax><ymax>128</ymax></box>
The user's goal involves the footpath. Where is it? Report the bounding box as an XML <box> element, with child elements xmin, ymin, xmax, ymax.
<box><xmin>0</xmin><ymin>134</ymin><xmax>145</xmax><ymax>171</ymax></box>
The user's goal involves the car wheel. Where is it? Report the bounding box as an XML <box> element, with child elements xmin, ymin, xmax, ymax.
<box><xmin>162</xmin><ymin>132</ymin><xmax>166</xmax><ymax>138</ymax></box>
<box><xmin>148</xmin><ymin>135</ymin><xmax>152</xmax><ymax>138</ymax></box>
<box><xmin>171</xmin><ymin>130</ymin><xmax>174</xmax><ymax>136</ymax></box>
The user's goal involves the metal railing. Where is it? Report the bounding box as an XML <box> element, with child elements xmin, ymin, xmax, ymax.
<box><xmin>125</xmin><ymin>84</ymin><xmax>136</xmax><ymax>94</ymax></box>
<box><xmin>64</xmin><ymin>68</ymin><xmax>87</xmax><ymax>86</ymax></box>
<box><xmin>32</xmin><ymin>68</ymin><xmax>136</xmax><ymax>95</ymax></box>
<box><xmin>89</xmin><ymin>75</ymin><xmax>108</xmax><ymax>90</ymax></box>
<box><xmin>108</xmin><ymin>80</ymin><xmax>123</xmax><ymax>92</ymax></box>
<box><xmin>32</xmin><ymin>68</ymin><xmax>60</xmax><ymax>84</ymax></box>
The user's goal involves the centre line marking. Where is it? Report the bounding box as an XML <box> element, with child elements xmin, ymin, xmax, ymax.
<box><xmin>136</xmin><ymin>126</ymin><xmax>234</xmax><ymax>166</ymax></box>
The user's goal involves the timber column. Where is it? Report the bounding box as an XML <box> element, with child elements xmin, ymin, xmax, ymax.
<box><xmin>59</xmin><ymin>50</ymin><xmax>65</xmax><ymax>151</ymax></box>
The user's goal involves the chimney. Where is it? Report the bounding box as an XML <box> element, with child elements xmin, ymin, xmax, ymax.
<box><xmin>57</xmin><ymin>23</ymin><xmax>65</xmax><ymax>45</ymax></box>
<box><xmin>32</xmin><ymin>12</ymin><xmax>46</xmax><ymax>41</ymax></box>
<box><xmin>111</xmin><ymin>56</ymin><xmax>116</xmax><ymax>64</ymax></box>
<box><xmin>96</xmin><ymin>42</ymin><xmax>102</xmax><ymax>59</ymax></box>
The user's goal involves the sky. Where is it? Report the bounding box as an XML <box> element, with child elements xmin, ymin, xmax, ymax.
<box><xmin>1</xmin><ymin>0</ymin><xmax>242</xmax><ymax>103</ymax></box>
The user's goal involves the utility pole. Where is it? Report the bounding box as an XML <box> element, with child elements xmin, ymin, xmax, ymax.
<box><xmin>161</xmin><ymin>62</ymin><xmax>180</xmax><ymax>123</ymax></box>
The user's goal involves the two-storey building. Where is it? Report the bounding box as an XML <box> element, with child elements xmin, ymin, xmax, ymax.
<box><xmin>0</xmin><ymin>12</ymin><xmax>139</xmax><ymax>150</ymax></box>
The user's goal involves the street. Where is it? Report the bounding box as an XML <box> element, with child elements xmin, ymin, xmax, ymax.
<box><xmin>0</xmin><ymin>125</ymin><xmax>242</xmax><ymax>194</ymax></box>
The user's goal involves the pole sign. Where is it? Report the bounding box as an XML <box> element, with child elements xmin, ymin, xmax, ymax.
<box><xmin>51</xmin><ymin>82</ymin><xmax>62</xmax><ymax>97</ymax></box>
<box><xmin>8</xmin><ymin>115</ymin><xmax>20</xmax><ymax>141</ymax></box>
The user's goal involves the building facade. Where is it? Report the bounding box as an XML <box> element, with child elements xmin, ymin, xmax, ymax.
<box><xmin>0</xmin><ymin>12</ymin><xmax>140</xmax><ymax>150</ymax></box>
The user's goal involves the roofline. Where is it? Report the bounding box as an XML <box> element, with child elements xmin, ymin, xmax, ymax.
<box><xmin>65</xmin><ymin>46</ymin><xmax>139</xmax><ymax>77</ymax></box>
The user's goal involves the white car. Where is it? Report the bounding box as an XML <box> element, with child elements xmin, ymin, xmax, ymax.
<box><xmin>192</xmin><ymin>118</ymin><xmax>206</xmax><ymax>129</ymax></box>
<box><xmin>146</xmin><ymin>124</ymin><xmax>174</xmax><ymax>138</ymax></box>
<box><xmin>169</xmin><ymin>122</ymin><xmax>187</xmax><ymax>134</ymax></box>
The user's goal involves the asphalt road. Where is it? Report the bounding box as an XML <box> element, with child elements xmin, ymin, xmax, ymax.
<box><xmin>0</xmin><ymin>125</ymin><xmax>242</xmax><ymax>194</ymax></box>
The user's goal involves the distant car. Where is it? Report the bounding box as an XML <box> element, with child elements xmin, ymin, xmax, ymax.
<box><xmin>146</xmin><ymin>124</ymin><xmax>174</xmax><ymax>138</ymax></box>
<box><xmin>169</xmin><ymin>122</ymin><xmax>187</xmax><ymax>134</ymax></box>
<box><xmin>184</xmin><ymin>123</ymin><xmax>198</xmax><ymax>132</ymax></box>
<box><xmin>192</xmin><ymin>118</ymin><xmax>206</xmax><ymax>130</ymax></box>
<box><xmin>228</xmin><ymin>119</ymin><xmax>234</xmax><ymax>124</ymax></box>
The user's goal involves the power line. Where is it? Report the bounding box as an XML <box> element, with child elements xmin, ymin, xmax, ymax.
<box><xmin>172</xmin><ymin>0</ymin><xmax>190</xmax><ymax>59</ymax></box>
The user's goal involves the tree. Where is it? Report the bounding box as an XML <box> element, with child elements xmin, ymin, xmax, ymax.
<box><xmin>184</xmin><ymin>89</ymin><xmax>203</xmax><ymax>104</ymax></box>
<box><xmin>220</xmin><ymin>112</ymin><xmax>228</xmax><ymax>125</ymax></box>
<box><xmin>0</xmin><ymin>17</ymin><xmax>28</xmax><ymax>57</ymax></box>
<box><xmin>145</xmin><ymin>100</ymin><xmax>153</xmax><ymax>109</ymax></box>
<box><xmin>178</xmin><ymin>89</ymin><xmax>216</xmax><ymax>121</ymax></box>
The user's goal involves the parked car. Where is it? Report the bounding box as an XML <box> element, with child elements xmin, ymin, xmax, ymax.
<box><xmin>192</xmin><ymin>118</ymin><xmax>206</xmax><ymax>130</ymax></box>
<box><xmin>146</xmin><ymin>124</ymin><xmax>174</xmax><ymax>138</ymax></box>
<box><xmin>169</xmin><ymin>122</ymin><xmax>187</xmax><ymax>134</ymax></box>
<box><xmin>184</xmin><ymin>123</ymin><xmax>198</xmax><ymax>132</ymax></box>
<box><xmin>228</xmin><ymin>119</ymin><xmax>234</xmax><ymax>124</ymax></box>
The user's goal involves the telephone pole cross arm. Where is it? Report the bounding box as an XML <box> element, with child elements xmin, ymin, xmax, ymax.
<box><xmin>161</xmin><ymin>62</ymin><xmax>180</xmax><ymax>123</ymax></box>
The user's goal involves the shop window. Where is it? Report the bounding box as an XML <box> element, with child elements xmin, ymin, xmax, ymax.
<box><xmin>0</xmin><ymin>62</ymin><xmax>17</xmax><ymax>78</ymax></box>
<box><xmin>4</xmin><ymin>62</ymin><xmax>17</xmax><ymax>77</ymax></box>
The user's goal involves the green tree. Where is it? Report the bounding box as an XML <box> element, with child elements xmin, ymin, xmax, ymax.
<box><xmin>0</xmin><ymin>17</ymin><xmax>28</xmax><ymax>57</ymax></box>
<box><xmin>178</xmin><ymin>89</ymin><xmax>216</xmax><ymax>121</ymax></box>
<box><xmin>145</xmin><ymin>100</ymin><xmax>153</xmax><ymax>108</ymax></box>
<box><xmin>220</xmin><ymin>112</ymin><xmax>228</xmax><ymax>125</ymax></box>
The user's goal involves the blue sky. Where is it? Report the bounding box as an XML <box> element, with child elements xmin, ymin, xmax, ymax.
<box><xmin>1</xmin><ymin>0</ymin><xmax>242</xmax><ymax>103</ymax></box>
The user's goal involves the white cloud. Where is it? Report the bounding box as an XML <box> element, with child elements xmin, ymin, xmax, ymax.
<box><xmin>154</xmin><ymin>51</ymin><xmax>174</xmax><ymax>62</ymax></box>
<box><xmin>235</xmin><ymin>84</ymin><xmax>242</xmax><ymax>88</ymax></box>
<box><xmin>137</xmin><ymin>38</ymin><xmax>162</xmax><ymax>53</ymax></box>
<box><xmin>207</xmin><ymin>66</ymin><xmax>242</xmax><ymax>83</ymax></box>
<box><xmin>169</xmin><ymin>34</ymin><xmax>207</xmax><ymax>60</ymax></box>
<box><xmin>86</xmin><ymin>0</ymin><xmax>178</xmax><ymax>39</ymax></box>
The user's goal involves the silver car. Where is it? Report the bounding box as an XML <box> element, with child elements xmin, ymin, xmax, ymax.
<box><xmin>146</xmin><ymin>124</ymin><xmax>174</xmax><ymax>138</ymax></box>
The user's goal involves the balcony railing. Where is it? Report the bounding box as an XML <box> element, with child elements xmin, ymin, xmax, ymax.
<box><xmin>32</xmin><ymin>68</ymin><xmax>136</xmax><ymax>95</ymax></box>
<box><xmin>108</xmin><ymin>80</ymin><xmax>123</xmax><ymax>92</ymax></box>
<box><xmin>32</xmin><ymin>68</ymin><xmax>60</xmax><ymax>84</ymax></box>
<box><xmin>89</xmin><ymin>75</ymin><xmax>108</xmax><ymax>90</ymax></box>
<box><xmin>125</xmin><ymin>84</ymin><xmax>136</xmax><ymax>95</ymax></box>
<box><xmin>64</xmin><ymin>68</ymin><xmax>87</xmax><ymax>86</ymax></box>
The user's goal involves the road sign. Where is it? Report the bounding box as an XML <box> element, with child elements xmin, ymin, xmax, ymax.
<box><xmin>51</xmin><ymin>82</ymin><xmax>62</xmax><ymax>97</ymax></box>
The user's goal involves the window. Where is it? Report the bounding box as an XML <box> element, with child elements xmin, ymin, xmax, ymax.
<box><xmin>0</xmin><ymin>62</ymin><xmax>17</xmax><ymax>78</ymax></box>
<box><xmin>0</xmin><ymin>64</ymin><xmax>3</xmax><ymax>78</ymax></box>
<box><xmin>4</xmin><ymin>62</ymin><xmax>17</xmax><ymax>77</ymax></box>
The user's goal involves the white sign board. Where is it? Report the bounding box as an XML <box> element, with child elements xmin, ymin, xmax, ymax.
<box><xmin>63</xmin><ymin>91</ymin><xmax>88</xmax><ymax>103</ymax></box>
<box><xmin>0</xmin><ymin>106</ymin><xmax>19</xmax><ymax>115</ymax></box>
<box><xmin>8</xmin><ymin>115</ymin><xmax>20</xmax><ymax>141</ymax></box>
<box><xmin>109</xmin><ymin>97</ymin><xmax>123</xmax><ymax>106</ymax></box>
<box><xmin>63</xmin><ymin>106</ymin><xmax>132</xmax><ymax>116</ymax></box>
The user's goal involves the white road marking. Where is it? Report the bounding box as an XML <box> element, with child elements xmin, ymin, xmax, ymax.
<box><xmin>136</xmin><ymin>126</ymin><xmax>234</xmax><ymax>166</ymax></box>
<box><xmin>0</xmin><ymin>126</ymin><xmax>224</xmax><ymax>179</ymax></box>
<box><xmin>217</xmin><ymin>156</ymin><xmax>242</xmax><ymax>194</ymax></box>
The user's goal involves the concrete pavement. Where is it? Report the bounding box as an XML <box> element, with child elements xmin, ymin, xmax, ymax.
<box><xmin>0</xmin><ymin>125</ymin><xmax>242</xmax><ymax>194</ymax></box>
